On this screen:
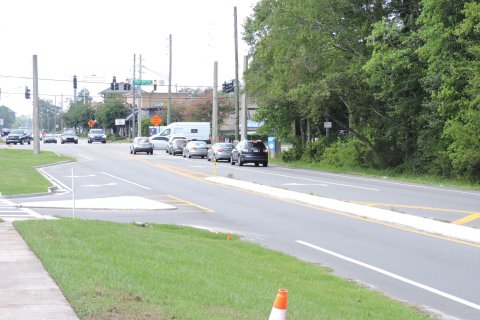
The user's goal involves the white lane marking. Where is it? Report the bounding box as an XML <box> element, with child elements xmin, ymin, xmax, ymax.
<box><xmin>64</xmin><ymin>174</ymin><xmax>96</xmax><ymax>178</ymax></box>
<box><xmin>279</xmin><ymin>167</ymin><xmax>480</xmax><ymax>196</ymax></box>
<box><xmin>38</xmin><ymin>168</ymin><xmax>72</xmax><ymax>192</ymax></box>
<box><xmin>78</xmin><ymin>154</ymin><xmax>93</xmax><ymax>161</ymax></box>
<box><xmin>296</xmin><ymin>240</ymin><xmax>480</xmax><ymax>311</ymax></box>
<box><xmin>101</xmin><ymin>172</ymin><xmax>152</xmax><ymax>190</ymax></box>
<box><xmin>83</xmin><ymin>183</ymin><xmax>117</xmax><ymax>187</ymax></box>
<box><xmin>283</xmin><ymin>182</ymin><xmax>328</xmax><ymax>187</ymax></box>
<box><xmin>0</xmin><ymin>198</ymin><xmax>43</xmax><ymax>219</ymax></box>
<box><xmin>231</xmin><ymin>168</ymin><xmax>379</xmax><ymax>191</ymax></box>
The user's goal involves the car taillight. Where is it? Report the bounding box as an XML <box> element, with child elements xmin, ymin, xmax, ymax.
<box><xmin>192</xmin><ymin>147</ymin><xmax>197</xmax><ymax>150</ymax></box>
<box><xmin>263</xmin><ymin>149</ymin><xmax>268</xmax><ymax>153</ymax></box>
<box><xmin>217</xmin><ymin>148</ymin><xmax>224</xmax><ymax>152</ymax></box>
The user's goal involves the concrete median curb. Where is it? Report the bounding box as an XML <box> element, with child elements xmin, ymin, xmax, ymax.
<box><xmin>205</xmin><ymin>176</ymin><xmax>480</xmax><ymax>245</ymax></box>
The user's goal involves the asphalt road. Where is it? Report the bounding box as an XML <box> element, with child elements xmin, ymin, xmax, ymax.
<box><xmin>3</xmin><ymin>140</ymin><xmax>480</xmax><ymax>320</ymax></box>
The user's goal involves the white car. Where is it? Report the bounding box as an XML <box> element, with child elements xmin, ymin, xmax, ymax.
<box><xmin>150</xmin><ymin>134</ymin><xmax>169</xmax><ymax>150</ymax></box>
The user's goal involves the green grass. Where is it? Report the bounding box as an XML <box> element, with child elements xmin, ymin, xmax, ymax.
<box><xmin>14</xmin><ymin>219</ymin><xmax>431</xmax><ymax>320</ymax></box>
<box><xmin>268</xmin><ymin>157</ymin><xmax>480</xmax><ymax>191</ymax></box>
<box><xmin>0</xmin><ymin>149</ymin><xmax>74</xmax><ymax>196</ymax></box>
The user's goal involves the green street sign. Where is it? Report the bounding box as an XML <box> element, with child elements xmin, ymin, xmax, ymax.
<box><xmin>132</xmin><ymin>80</ymin><xmax>153</xmax><ymax>85</ymax></box>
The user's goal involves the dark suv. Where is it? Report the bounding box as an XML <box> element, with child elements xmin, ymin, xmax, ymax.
<box><xmin>87</xmin><ymin>129</ymin><xmax>107</xmax><ymax>143</ymax></box>
<box><xmin>231</xmin><ymin>140</ymin><xmax>268</xmax><ymax>167</ymax></box>
<box><xmin>6</xmin><ymin>129</ymin><xmax>32</xmax><ymax>145</ymax></box>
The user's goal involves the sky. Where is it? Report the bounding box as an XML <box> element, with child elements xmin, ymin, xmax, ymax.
<box><xmin>0</xmin><ymin>0</ymin><xmax>259</xmax><ymax>117</ymax></box>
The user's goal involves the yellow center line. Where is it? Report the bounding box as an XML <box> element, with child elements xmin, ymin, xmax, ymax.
<box><xmin>452</xmin><ymin>214</ymin><xmax>480</xmax><ymax>225</ymax></box>
<box><xmin>132</xmin><ymin>157</ymin><xmax>480</xmax><ymax>248</ymax></box>
<box><xmin>354</xmin><ymin>201</ymin><xmax>479</xmax><ymax>215</ymax></box>
<box><xmin>354</xmin><ymin>201</ymin><xmax>480</xmax><ymax>225</ymax></box>
<box><xmin>167</xmin><ymin>195</ymin><xmax>214</xmax><ymax>213</ymax></box>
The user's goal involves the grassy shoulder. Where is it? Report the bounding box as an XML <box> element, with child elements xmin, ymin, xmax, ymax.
<box><xmin>268</xmin><ymin>157</ymin><xmax>480</xmax><ymax>191</ymax></box>
<box><xmin>0</xmin><ymin>149</ymin><xmax>74</xmax><ymax>196</ymax></box>
<box><xmin>14</xmin><ymin>219</ymin><xmax>431</xmax><ymax>320</ymax></box>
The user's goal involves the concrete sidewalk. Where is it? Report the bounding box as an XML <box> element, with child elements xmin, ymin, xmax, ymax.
<box><xmin>0</xmin><ymin>221</ymin><xmax>78</xmax><ymax>320</ymax></box>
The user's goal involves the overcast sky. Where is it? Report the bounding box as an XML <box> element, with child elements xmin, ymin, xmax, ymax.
<box><xmin>0</xmin><ymin>0</ymin><xmax>259</xmax><ymax>116</ymax></box>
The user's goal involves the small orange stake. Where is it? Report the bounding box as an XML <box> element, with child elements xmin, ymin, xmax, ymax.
<box><xmin>227</xmin><ymin>233</ymin><xmax>232</xmax><ymax>240</ymax></box>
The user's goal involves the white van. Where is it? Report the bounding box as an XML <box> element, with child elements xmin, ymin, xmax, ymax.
<box><xmin>158</xmin><ymin>122</ymin><xmax>210</xmax><ymax>143</ymax></box>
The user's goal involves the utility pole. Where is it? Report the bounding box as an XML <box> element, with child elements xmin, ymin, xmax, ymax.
<box><xmin>234</xmin><ymin>7</ymin><xmax>240</xmax><ymax>141</ymax></box>
<box><xmin>212</xmin><ymin>61</ymin><xmax>218</xmax><ymax>143</ymax></box>
<box><xmin>137</xmin><ymin>54</ymin><xmax>143</xmax><ymax>136</ymax></box>
<box><xmin>241</xmin><ymin>55</ymin><xmax>249</xmax><ymax>140</ymax></box>
<box><xmin>32</xmin><ymin>55</ymin><xmax>40</xmax><ymax>154</ymax></box>
<box><xmin>132</xmin><ymin>54</ymin><xmax>137</xmax><ymax>139</ymax></box>
<box><xmin>167</xmin><ymin>34</ymin><xmax>172</xmax><ymax>125</ymax></box>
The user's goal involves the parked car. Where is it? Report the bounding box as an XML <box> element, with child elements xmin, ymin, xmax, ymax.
<box><xmin>182</xmin><ymin>141</ymin><xmax>208</xmax><ymax>158</ymax></box>
<box><xmin>87</xmin><ymin>129</ymin><xmax>107</xmax><ymax>143</ymax></box>
<box><xmin>61</xmin><ymin>131</ymin><xmax>78</xmax><ymax>144</ymax></box>
<box><xmin>166</xmin><ymin>135</ymin><xmax>186</xmax><ymax>152</ymax></box>
<box><xmin>150</xmin><ymin>134</ymin><xmax>169</xmax><ymax>150</ymax></box>
<box><xmin>6</xmin><ymin>129</ymin><xmax>32</xmax><ymax>145</ymax></box>
<box><xmin>130</xmin><ymin>137</ymin><xmax>153</xmax><ymax>155</ymax></box>
<box><xmin>168</xmin><ymin>138</ymin><xmax>187</xmax><ymax>156</ymax></box>
<box><xmin>231</xmin><ymin>140</ymin><xmax>268</xmax><ymax>167</ymax></box>
<box><xmin>207</xmin><ymin>143</ymin><xmax>234</xmax><ymax>162</ymax></box>
<box><xmin>42</xmin><ymin>134</ymin><xmax>57</xmax><ymax>144</ymax></box>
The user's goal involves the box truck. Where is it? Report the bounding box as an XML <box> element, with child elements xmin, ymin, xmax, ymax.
<box><xmin>157</xmin><ymin>122</ymin><xmax>210</xmax><ymax>142</ymax></box>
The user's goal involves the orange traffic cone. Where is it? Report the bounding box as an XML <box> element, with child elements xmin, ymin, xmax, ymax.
<box><xmin>268</xmin><ymin>289</ymin><xmax>288</xmax><ymax>320</ymax></box>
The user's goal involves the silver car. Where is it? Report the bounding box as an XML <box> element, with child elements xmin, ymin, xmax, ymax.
<box><xmin>207</xmin><ymin>143</ymin><xmax>234</xmax><ymax>162</ymax></box>
<box><xmin>182</xmin><ymin>141</ymin><xmax>208</xmax><ymax>158</ymax></box>
<box><xmin>150</xmin><ymin>134</ymin><xmax>169</xmax><ymax>150</ymax></box>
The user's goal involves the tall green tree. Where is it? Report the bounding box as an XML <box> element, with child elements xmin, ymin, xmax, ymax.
<box><xmin>363</xmin><ymin>0</ymin><xmax>426</xmax><ymax>167</ymax></box>
<box><xmin>94</xmin><ymin>96</ymin><xmax>128</xmax><ymax>132</ymax></box>
<box><xmin>416</xmin><ymin>0</ymin><xmax>479</xmax><ymax>180</ymax></box>
<box><xmin>63</xmin><ymin>101</ymin><xmax>94</xmax><ymax>132</ymax></box>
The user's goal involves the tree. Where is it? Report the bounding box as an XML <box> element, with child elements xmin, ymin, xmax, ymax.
<box><xmin>63</xmin><ymin>101</ymin><xmax>94</xmax><ymax>132</ymax></box>
<box><xmin>0</xmin><ymin>105</ymin><xmax>16</xmax><ymax>128</ymax></box>
<box><xmin>363</xmin><ymin>0</ymin><xmax>426</xmax><ymax>167</ymax></box>
<box><xmin>77</xmin><ymin>88</ymin><xmax>93</xmax><ymax>104</ymax></box>
<box><xmin>176</xmin><ymin>88</ymin><xmax>234</xmax><ymax>125</ymax></box>
<box><xmin>94</xmin><ymin>96</ymin><xmax>128</xmax><ymax>133</ymax></box>
<box><xmin>38</xmin><ymin>99</ymin><xmax>61</xmax><ymax>133</ymax></box>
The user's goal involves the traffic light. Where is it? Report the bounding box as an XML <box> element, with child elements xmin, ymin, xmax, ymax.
<box><xmin>222</xmin><ymin>82</ymin><xmax>227</xmax><ymax>93</ymax></box>
<box><xmin>73</xmin><ymin>75</ymin><xmax>77</xmax><ymax>89</ymax></box>
<box><xmin>24</xmin><ymin>86</ymin><xmax>31</xmax><ymax>99</ymax></box>
<box><xmin>111</xmin><ymin>76</ymin><xmax>117</xmax><ymax>90</ymax></box>
<box><xmin>154</xmin><ymin>80</ymin><xmax>157</xmax><ymax>91</ymax></box>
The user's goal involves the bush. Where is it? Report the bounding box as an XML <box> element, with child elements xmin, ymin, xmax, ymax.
<box><xmin>302</xmin><ymin>138</ymin><xmax>327</xmax><ymax>162</ymax></box>
<box><xmin>321</xmin><ymin>137</ymin><xmax>365</xmax><ymax>168</ymax></box>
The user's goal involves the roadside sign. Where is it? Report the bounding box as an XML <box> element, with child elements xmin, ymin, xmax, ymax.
<box><xmin>132</xmin><ymin>80</ymin><xmax>153</xmax><ymax>85</ymax></box>
<box><xmin>150</xmin><ymin>114</ymin><xmax>162</xmax><ymax>126</ymax></box>
<box><xmin>115</xmin><ymin>119</ymin><xmax>125</xmax><ymax>125</ymax></box>
<box><xmin>88</xmin><ymin>119</ymin><xmax>96</xmax><ymax>128</ymax></box>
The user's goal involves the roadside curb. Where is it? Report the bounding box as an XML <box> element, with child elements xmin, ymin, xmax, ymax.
<box><xmin>205</xmin><ymin>176</ymin><xmax>480</xmax><ymax>245</ymax></box>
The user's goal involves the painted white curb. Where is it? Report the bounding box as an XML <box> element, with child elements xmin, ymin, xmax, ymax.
<box><xmin>205</xmin><ymin>176</ymin><xmax>480</xmax><ymax>244</ymax></box>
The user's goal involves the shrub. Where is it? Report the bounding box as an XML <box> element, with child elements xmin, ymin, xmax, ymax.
<box><xmin>321</xmin><ymin>137</ymin><xmax>364</xmax><ymax>168</ymax></box>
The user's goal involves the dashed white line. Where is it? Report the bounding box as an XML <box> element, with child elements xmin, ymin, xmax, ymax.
<box><xmin>101</xmin><ymin>172</ymin><xmax>151</xmax><ymax>190</ymax></box>
<box><xmin>296</xmin><ymin>240</ymin><xmax>480</xmax><ymax>311</ymax></box>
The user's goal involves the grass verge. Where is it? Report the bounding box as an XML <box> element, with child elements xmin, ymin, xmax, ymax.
<box><xmin>15</xmin><ymin>219</ymin><xmax>431</xmax><ymax>320</ymax></box>
<box><xmin>0</xmin><ymin>149</ymin><xmax>74</xmax><ymax>196</ymax></box>
<box><xmin>268</xmin><ymin>157</ymin><xmax>480</xmax><ymax>191</ymax></box>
